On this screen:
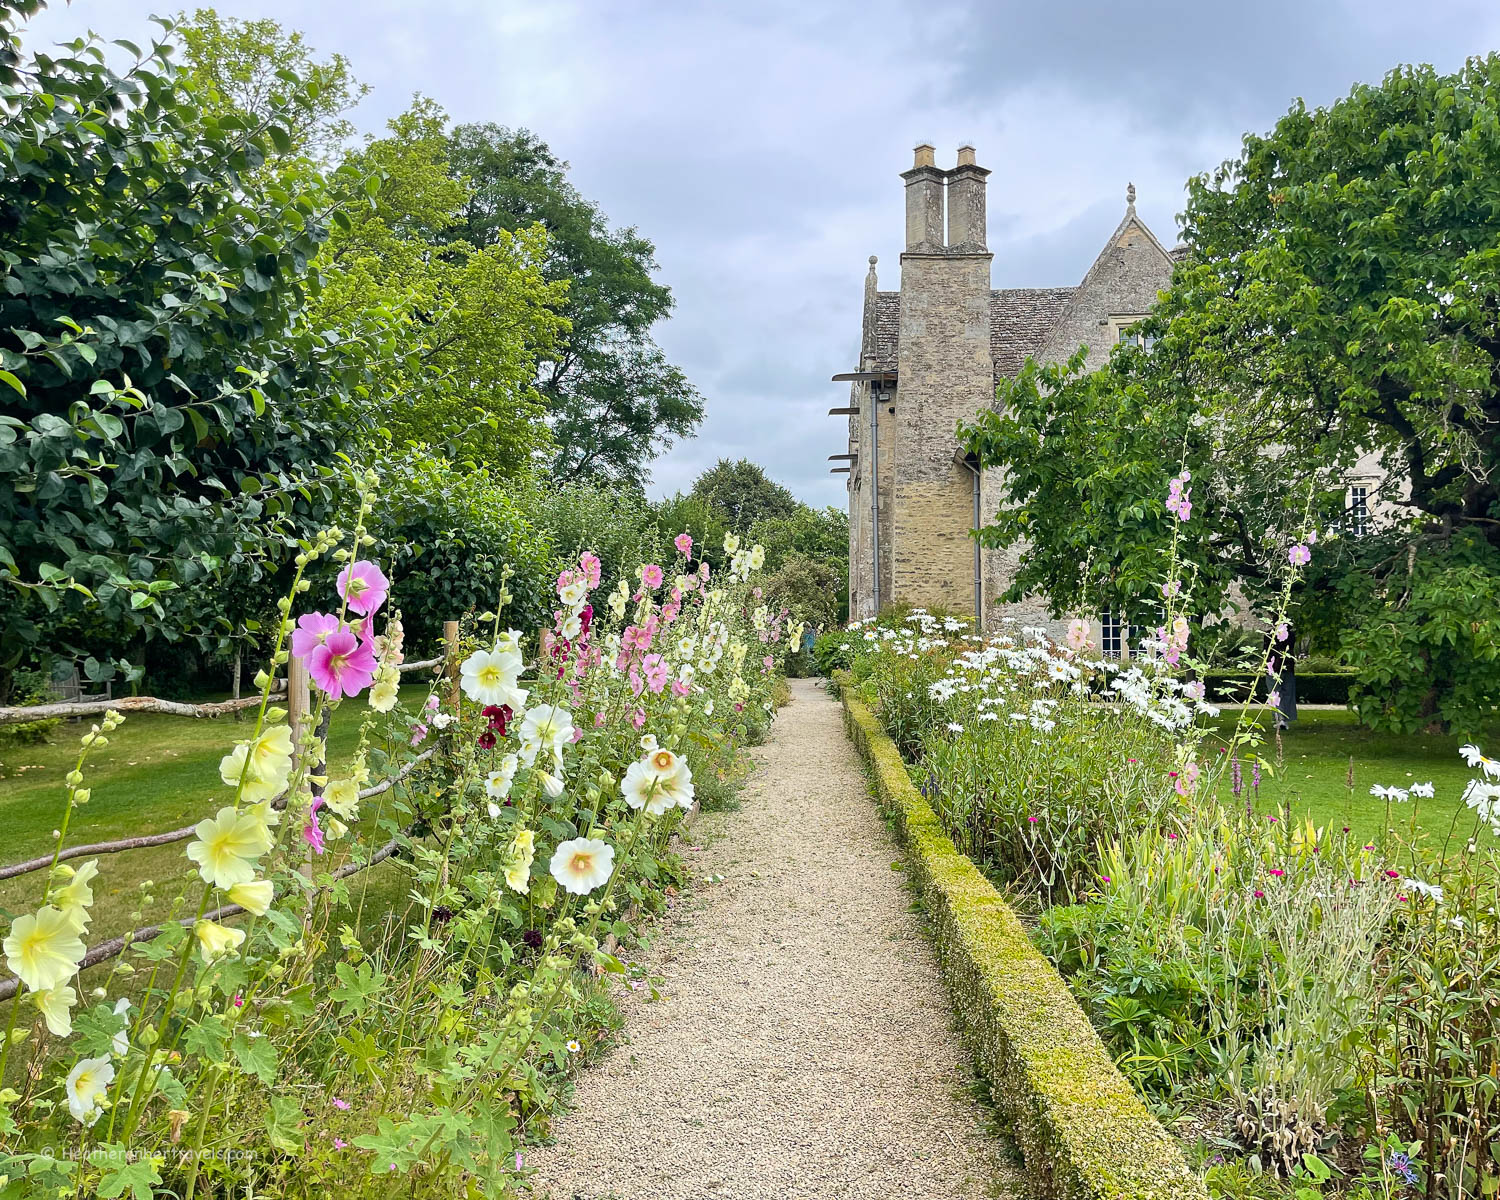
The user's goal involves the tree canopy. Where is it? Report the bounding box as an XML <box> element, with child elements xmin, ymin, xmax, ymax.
<box><xmin>688</xmin><ymin>458</ymin><xmax>800</xmax><ymax>532</ymax></box>
<box><xmin>961</xmin><ymin>57</ymin><xmax>1500</xmax><ymax>735</ymax></box>
<box><xmin>446</xmin><ymin>124</ymin><xmax>703</xmax><ymax>483</ymax></box>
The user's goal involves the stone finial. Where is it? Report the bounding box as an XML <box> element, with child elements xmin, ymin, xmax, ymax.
<box><xmin>869</xmin><ymin>254</ymin><xmax>878</xmax><ymax>268</ymax></box>
<box><xmin>956</xmin><ymin>145</ymin><xmax>977</xmax><ymax>167</ymax></box>
<box><xmin>913</xmin><ymin>143</ymin><xmax>936</xmax><ymax>168</ymax></box>
<box><xmin>1126</xmin><ymin>181</ymin><xmax>1137</xmax><ymax>208</ymax></box>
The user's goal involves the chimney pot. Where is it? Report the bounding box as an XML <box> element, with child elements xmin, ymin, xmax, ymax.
<box><xmin>913</xmin><ymin>143</ymin><xmax>936</xmax><ymax>168</ymax></box>
<box><xmin>956</xmin><ymin>145</ymin><xmax>976</xmax><ymax>166</ymax></box>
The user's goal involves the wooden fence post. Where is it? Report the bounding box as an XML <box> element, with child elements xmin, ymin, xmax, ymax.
<box><xmin>443</xmin><ymin>619</ymin><xmax>461</xmax><ymax>711</ymax></box>
<box><xmin>287</xmin><ymin>655</ymin><xmax>313</xmax><ymax>883</ymax></box>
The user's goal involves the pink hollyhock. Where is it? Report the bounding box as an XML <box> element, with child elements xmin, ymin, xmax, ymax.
<box><xmin>763</xmin><ymin>655</ymin><xmax>774</xmax><ymax>672</ymax></box>
<box><xmin>628</xmin><ymin>668</ymin><xmax>644</xmax><ymax>697</ymax></box>
<box><xmin>631</xmin><ymin>707</ymin><xmax>646</xmax><ymax>729</ymax></box>
<box><xmin>661</xmin><ymin>602</ymin><xmax>681</xmax><ymax>624</ymax></box>
<box><xmin>307</xmin><ymin>628</ymin><xmax>377</xmax><ymax>699</ymax></box>
<box><xmin>671</xmin><ymin>679</ymin><xmax>690</xmax><ymax>697</ymax></box>
<box><xmin>699</xmin><ymin>562</ymin><xmax>710</xmax><ymax>581</ymax></box>
<box><xmin>579</xmin><ymin>551</ymin><xmax>602</xmax><ymax>588</ymax></box>
<box><xmin>337</xmin><ymin>560</ymin><xmax>389</xmax><ymax>616</ymax></box>
<box><xmin>291</xmin><ymin>612</ymin><xmax>341</xmax><ymax>660</ymax></box>
<box><xmin>642</xmin><ymin>653</ymin><xmax>670</xmax><ymax>693</ymax></box>
<box><xmin>410</xmin><ymin>722</ymin><xmax>428</xmax><ymax>747</ymax></box>
<box><xmin>674</xmin><ymin>533</ymin><xmax>693</xmax><ymax>557</ymax></box>
<box><xmin>641</xmin><ymin>564</ymin><xmax>664</xmax><ymax>590</ymax></box>
<box><xmin>304</xmin><ymin>796</ymin><xmax>326</xmax><ymax>856</ymax></box>
<box><xmin>1289</xmin><ymin>543</ymin><xmax>1311</xmax><ymax>566</ymax></box>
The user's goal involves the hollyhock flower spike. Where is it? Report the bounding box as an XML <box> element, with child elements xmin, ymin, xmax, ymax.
<box><xmin>641</xmin><ymin>563</ymin><xmax>664</xmax><ymax>590</ymax></box>
<box><xmin>579</xmin><ymin>551</ymin><xmax>603</xmax><ymax>588</ymax></box>
<box><xmin>674</xmin><ymin>532</ymin><xmax>693</xmax><ymax>557</ymax></box>
<box><xmin>307</xmin><ymin>627</ymin><xmax>378</xmax><ymax>699</ymax></box>
<box><xmin>1289</xmin><ymin>543</ymin><xmax>1311</xmax><ymax>566</ymax></box>
<box><xmin>337</xmin><ymin>560</ymin><xmax>390</xmax><ymax>616</ymax></box>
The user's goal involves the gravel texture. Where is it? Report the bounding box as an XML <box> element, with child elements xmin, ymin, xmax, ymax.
<box><xmin>526</xmin><ymin>678</ymin><xmax>1028</xmax><ymax>1200</ymax></box>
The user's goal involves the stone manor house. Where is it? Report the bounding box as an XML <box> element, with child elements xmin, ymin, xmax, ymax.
<box><xmin>832</xmin><ymin>144</ymin><xmax>1382</xmax><ymax>653</ymax></box>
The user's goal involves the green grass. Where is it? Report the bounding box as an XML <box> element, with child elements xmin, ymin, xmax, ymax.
<box><xmin>1203</xmin><ymin>708</ymin><xmax>1492</xmax><ymax>850</ymax></box>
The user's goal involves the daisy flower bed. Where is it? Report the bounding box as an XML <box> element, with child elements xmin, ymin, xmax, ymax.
<box><xmin>828</xmin><ymin>489</ymin><xmax>1500</xmax><ymax>1199</ymax></box>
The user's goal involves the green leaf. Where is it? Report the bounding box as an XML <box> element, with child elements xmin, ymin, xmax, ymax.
<box><xmin>96</xmin><ymin>1154</ymin><xmax>160</xmax><ymax>1200</ymax></box>
<box><xmin>0</xmin><ymin>370</ymin><xmax>24</xmax><ymax>397</ymax></box>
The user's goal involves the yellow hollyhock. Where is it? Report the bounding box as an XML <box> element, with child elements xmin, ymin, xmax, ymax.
<box><xmin>193</xmin><ymin>919</ymin><xmax>245</xmax><ymax>965</ymax></box>
<box><xmin>227</xmin><ymin>878</ymin><xmax>274</xmax><ymax>917</ymax></box>
<box><xmin>33</xmin><ymin>983</ymin><xmax>77</xmax><ymax>1037</ymax></box>
<box><xmin>3</xmin><ymin>906</ymin><xmax>86</xmax><ymax>993</ymax></box>
<box><xmin>186</xmin><ymin>807</ymin><xmax>273</xmax><ymax>889</ymax></box>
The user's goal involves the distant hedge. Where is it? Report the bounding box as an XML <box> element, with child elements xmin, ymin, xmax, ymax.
<box><xmin>1202</xmin><ymin>671</ymin><xmax>1354</xmax><ymax>706</ymax></box>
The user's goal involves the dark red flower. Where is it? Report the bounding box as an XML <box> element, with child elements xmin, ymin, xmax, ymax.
<box><xmin>477</xmin><ymin>730</ymin><xmax>496</xmax><ymax>751</ymax></box>
<box><xmin>579</xmin><ymin>604</ymin><xmax>593</xmax><ymax>636</ymax></box>
<box><xmin>481</xmin><ymin>704</ymin><xmax>512</xmax><ymax>735</ymax></box>
<box><xmin>521</xmin><ymin>929</ymin><xmax>543</xmax><ymax>949</ymax></box>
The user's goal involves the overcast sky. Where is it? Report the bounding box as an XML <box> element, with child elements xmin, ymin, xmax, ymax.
<box><xmin>23</xmin><ymin>1</ymin><xmax>1500</xmax><ymax>508</ymax></box>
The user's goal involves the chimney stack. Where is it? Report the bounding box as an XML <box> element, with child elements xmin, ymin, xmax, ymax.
<box><xmin>946</xmin><ymin>144</ymin><xmax>990</xmax><ymax>252</ymax></box>
<box><xmin>901</xmin><ymin>143</ymin><xmax>945</xmax><ymax>252</ymax></box>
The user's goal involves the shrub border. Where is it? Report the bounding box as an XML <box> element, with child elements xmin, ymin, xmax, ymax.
<box><xmin>838</xmin><ymin>678</ymin><xmax>1206</xmax><ymax>1200</ymax></box>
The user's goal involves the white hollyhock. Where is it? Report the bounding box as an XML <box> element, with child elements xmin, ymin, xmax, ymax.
<box><xmin>518</xmin><ymin>705</ymin><xmax>574</xmax><ymax>768</ymax></box>
<box><xmin>549</xmin><ymin>837</ymin><xmax>614</xmax><ymax>895</ymax></box>
<box><xmin>66</xmin><ymin>1055</ymin><xmax>115</xmax><ymax>1125</ymax></box>
<box><xmin>485</xmin><ymin>755</ymin><xmax>519</xmax><ymax>802</ymax></box>
<box><xmin>460</xmin><ymin>646</ymin><xmax>527</xmax><ymax>708</ymax></box>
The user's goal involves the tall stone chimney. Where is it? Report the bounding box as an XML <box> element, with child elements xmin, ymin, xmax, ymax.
<box><xmin>891</xmin><ymin>146</ymin><xmax>995</xmax><ymax>617</ymax></box>
<box><xmin>901</xmin><ymin>143</ymin><xmax>945</xmax><ymax>252</ymax></box>
<box><xmin>946</xmin><ymin>144</ymin><xmax>990</xmax><ymax>251</ymax></box>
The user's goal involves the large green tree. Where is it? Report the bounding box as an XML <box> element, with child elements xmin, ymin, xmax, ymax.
<box><xmin>0</xmin><ymin>8</ymin><xmax>364</xmax><ymax>683</ymax></box>
<box><xmin>446</xmin><ymin>124</ymin><xmax>703</xmax><ymax>483</ymax></box>
<box><xmin>961</xmin><ymin>58</ymin><xmax>1500</xmax><ymax>735</ymax></box>
<box><xmin>175</xmin><ymin>14</ymin><xmax>566</xmax><ymax>474</ymax></box>
<box><xmin>688</xmin><ymin>458</ymin><xmax>800</xmax><ymax>532</ymax></box>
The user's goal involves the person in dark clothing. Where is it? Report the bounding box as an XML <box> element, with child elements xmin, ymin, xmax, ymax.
<box><xmin>1268</xmin><ymin>628</ymin><xmax>1297</xmax><ymax>729</ymax></box>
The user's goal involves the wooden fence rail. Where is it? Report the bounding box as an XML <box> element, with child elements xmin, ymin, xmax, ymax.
<box><xmin>0</xmin><ymin>655</ymin><xmax>446</xmax><ymax>726</ymax></box>
<box><xmin>0</xmin><ymin>830</ymin><xmax>410</xmax><ymax>1004</ymax></box>
<box><xmin>0</xmin><ymin>748</ymin><xmax>436</xmax><ymax>883</ymax></box>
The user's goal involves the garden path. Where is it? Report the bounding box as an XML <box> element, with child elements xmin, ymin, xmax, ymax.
<box><xmin>526</xmin><ymin>677</ymin><xmax>1028</xmax><ymax>1200</ymax></box>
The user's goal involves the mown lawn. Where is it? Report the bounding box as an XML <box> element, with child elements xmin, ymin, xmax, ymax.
<box><xmin>1202</xmin><ymin>707</ymin><xmax>1494</xmax><ymax>851</ymax></box>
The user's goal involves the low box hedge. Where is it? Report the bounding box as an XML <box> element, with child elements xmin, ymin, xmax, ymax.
<box><xmin>1202</xmin><ymin>670</ymin><xmax>1354</xmax><ymax>706</ymax></box>
<box><xmin>838</xmin><ymin>677</ymin><xmax>1206</xmax><ymax>1200</ymax></box>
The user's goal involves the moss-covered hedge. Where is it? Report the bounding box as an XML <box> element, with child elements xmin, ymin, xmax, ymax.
<box><xmin>838</xmin><ymin>678</ymin><xmax>1206</xmax><ymax>1200</ymax></box>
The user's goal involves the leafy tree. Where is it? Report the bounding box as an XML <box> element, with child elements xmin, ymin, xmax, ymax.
<box><xmin>0</xmin><ymin>9</ymin><xmax>364</xmax><ymax>682</ymax></box>
<box><xmin>363</xmin><ymin>450</ymin><xmax>556</xmax><ymax>652</ymax></box>
<box><xmin>318</xmin><ymin>101</ymin><xmax>566</xmax><ymax>472</ymax></box>
<box><xmin>446</xmin><ymin>124</ymin><xmax>703</xmax><ymax>482</ymax></box>
<box><xmin>688</xmin><ymin>458</ymin><xmax>800</xmax><ymax>533</ymax></box>
<box><xmin>749</xmin><ymin>505</ymin><xmax>849</xmax><ymax>622</ymax></box>
<box><xmin>961</xmin><ymin>57</ymin><xmax>1500</xmax><ymax>735</ymax></box>
<box><xmin>174</xmin><ymin>7</ymin><xmax>366</xmax><ymax>163</ymax></box>
<box><xmin>763</xmin><ymin>552</ymin><xmax>843</xmax><ymax>632</ymax></box>
<box><xmin>176</xmin><ymin>15</ymin><xmax>566</xmax><ymax>474</ymax></box>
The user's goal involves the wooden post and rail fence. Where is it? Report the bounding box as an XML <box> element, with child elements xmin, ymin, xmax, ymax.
<box><xmin>0</xmin><ymin>622</ymin><xmax>469</xmax><ymax>1002</ymax></box>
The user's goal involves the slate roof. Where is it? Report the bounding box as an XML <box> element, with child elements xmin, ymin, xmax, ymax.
<box><xmin>869</xmin><ymin>286</ymin><xmax>1076</xmax><ymax>378</ymax></box>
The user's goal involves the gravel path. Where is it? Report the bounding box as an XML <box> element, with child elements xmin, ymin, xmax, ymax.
<box><xmin>526</xmin><ymin>678</ymin><xmax>1028</xmax><ymax>1200</ymax></box>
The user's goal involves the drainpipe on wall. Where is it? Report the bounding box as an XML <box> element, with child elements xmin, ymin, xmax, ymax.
<box><xmin>961</xmin><ymin>454</ymin><xmax>981</xmax><ymax>626</ymax></box>
<box><xmin>870</xmin><ymin>383</ymin><xmax>880</xmax><ymax>617</ymax></box>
